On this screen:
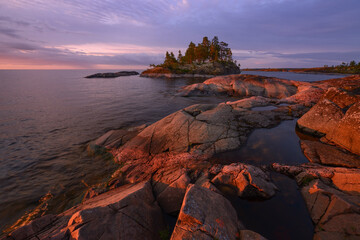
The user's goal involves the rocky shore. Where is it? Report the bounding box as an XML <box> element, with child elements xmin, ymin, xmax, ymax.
<box><xmin>4</xmin><ymin>74</ymin><xmax>360</xmax><ymax>240</ymax></box>
<box><xmin>140</xmin><ymin>62</ymin><xmax>241</xmax><ymax>79</ymax></box>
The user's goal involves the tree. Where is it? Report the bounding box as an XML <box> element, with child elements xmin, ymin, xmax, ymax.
<box><xmin>210</xmin><ymin>36</ymin><xmax>220</xmax><ymax>61</ymax></box>
<box><xmin>184</xmin><ymin>42</ymin><xmax>196</xmax><ymax>64</ymax></box>
<box><xmin>156</xmin><ymin>36</ymin><xmax>238</xmax><ymax>68</ymax></box>
<box><xmin>163</xmin><ymin>51</ymin><xmax>178</xmax><ymax>69</ymax></box>
<box><xmin>177</xmin><ymin>50</ymin><xmax>183</xmax><ymax>63</ymax></box>
<box><xmin>201</xmin><ymin>37</ymin><xmax>210</xmax><ymax>61</ymax></box>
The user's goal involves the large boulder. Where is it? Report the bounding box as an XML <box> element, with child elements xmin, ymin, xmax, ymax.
<box><xmin>297</xmin><ymin>87</ymin><xmax>360</xmax><ymax>155</ymax></box>
<box><xmin>170</xmin><ymin>184</ymin><xmax>245</xmax><ymax>240</ymax></box>
<box><xmin>6</xmin><ymin>182</ymin><xmax>167</xmax><ymax>240</ymax></box>
<box><xmin>326</xmin><ymin>102</ymin><xmax>360</xmax><ymax>155</ymax></box>
<box><xmin>211</xmin><ymin>163</ymin><xmax>277</xmax><ymax>199</ymax></box>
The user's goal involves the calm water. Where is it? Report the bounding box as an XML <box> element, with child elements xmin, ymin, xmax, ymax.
<box><xmin>0</xmin><ymin>70</ymin><xmax>342</xmax><ymax>233</ymax></box>
<box><xmin>212</xmin><ymin>120</ymin><xmax>314</xmax><ymax>240</ymax></box>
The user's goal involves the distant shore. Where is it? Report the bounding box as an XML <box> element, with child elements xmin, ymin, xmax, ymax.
<box><xmin>243</xmin><ymin>67</ymin><xmax>359</xmax><ymax>75</ymax></box>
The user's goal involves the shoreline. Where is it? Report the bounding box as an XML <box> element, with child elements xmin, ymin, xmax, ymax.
<box><xmin>4</xmin><ymin>74</ymin><xmax>360</xmax><ymax>240</ymax></box>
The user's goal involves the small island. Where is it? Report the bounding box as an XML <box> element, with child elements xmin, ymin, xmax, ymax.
<box><xmin>85</xmin><ymin>71</ymin><xmax>139</xmax><ymax>78</ymax></box>
<box><xmin>141</xmin><ymin>36</ymin><xmax>241</xmax><ymax>78</ymax></box>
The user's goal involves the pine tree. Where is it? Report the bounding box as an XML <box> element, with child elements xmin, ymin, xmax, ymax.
<box><xmin>184</xmin><ymin>42</ymin><xmax>196</xmax><ymax>64</ymax></box>
<box><xmin>177</xmin><ymin>50</ymin><xmax>183</xmax><ymax>63</ymax></box>
<box><xmin>210</xmin><ymin>36</ymin><xmax>220</xmax><ymax>62</ymax></box>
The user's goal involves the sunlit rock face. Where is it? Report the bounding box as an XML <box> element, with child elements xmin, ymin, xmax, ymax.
<box><xmin>211</xmin><ymin>163</ymin><xmax>278</xmax><ymax>199</ymax></box>
<box><xmin>170</xmin><ymin>184</ymin><xmax>266</xmax><ymax>240</ymax></box>
<box><xmin>297</xmin><ymin>87</ymin><xmax>360</xmax><ymax>155</ymax></box>
<box><xmin>179</xmin><ymin>74</ymin><xmax>298</xmax><ymax>98</ymax></box>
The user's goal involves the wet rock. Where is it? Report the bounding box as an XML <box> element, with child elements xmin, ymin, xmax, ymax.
<box><xmin>88</xmin><ymin>125</ymin><xmax>146</xmax><ymax>153</ymax></box>
<box><xmin>9</xmin><ymin>214</ymin><xmax>58</xmax><ymax>240</ymax></box>
<box><xmin>211</xmin><ymin>163</ymin><xmax>277</xmax><ymax>199</ymax></box>
<box><xmin>170</xmin><ymin>184</ymin><xmax>245</xmax><ymax>240</ymax></box>
<box><xmin>6</xmin><ymin>182</ymin><xmax>167</xmax><ymax>240</ymax></box>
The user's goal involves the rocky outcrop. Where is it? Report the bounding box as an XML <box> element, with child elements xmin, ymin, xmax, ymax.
<box><xmin>179</xmin><ymin>74</ymin><xmax>298</xmax><ymax>98</ymax></box>
<box><xmin>171</xmin><ymin>184</ymin><xmax>257</xmax><ymax>240</ymax></box>
<box><xmin>7</xmin><ymin>74</ymin><xmax>360</xmax><ymax>239</ymax></box>
<box><xmin>6</xmin><ymin>175</ymin><xmax>270</xmax><ymax>240</ymax></box>
<box><xmin>211</xmin><ymin>163</ymin><xmax>277</xmax><ymax>199</ymax></box>
<box><xmin>272</xmin><ymin>163</ymin><xmax>360</xmax><ymax>239</ymax></box>
<box><xmin>114</xmin><ymin>99</ymin><xmax>301</xmax><ymax>164</ymax></box>
<box><xmin>85</xmin><ymin>71</ymin><xmax>139</xmax><ymax>78</ymax></box>
<box><xmin>297</xmin><ymin>87</ymin><xmax>360</xmax><ymax>155</ymax></box>
<box><xmin>5</xmin><ymin>182</ymin><xmax>167</xmax><ymax>240</ymax></box>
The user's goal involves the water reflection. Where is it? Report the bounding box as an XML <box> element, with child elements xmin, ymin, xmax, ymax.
<box><xmin>211</xmin><ymin>119</ymin><xmax>309</xmax><ymax>166</ymax></box>
<box><xmin>229</xmin><ymin>172</ymin><xmax>314</xmax><ymax>240</ymax></box>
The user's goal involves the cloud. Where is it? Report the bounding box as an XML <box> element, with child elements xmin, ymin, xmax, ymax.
<box><xmin>1</xmin><ymin>0</ymin><xmax>360</xmax><ymax>68</ymax></box>
<box><xmin>0</xmin><ymin>27</ymin><xmax>22</xmax><ymax>38</ymax></box>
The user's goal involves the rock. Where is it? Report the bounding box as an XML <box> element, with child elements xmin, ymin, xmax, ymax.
<box><xmin>297</xmin><ymin>98</ymin><xmax>344</xmax><ymax>137</ymax></box>
<box><xmin>326</xmin><ymin>102</ymin><xmax>360</xmax><ymax>155</ymax></box>
<box><xmin>300</xmin><ymin>140</ymin><xmax>360</xmax><ymax>168</ymax></box>
<box><xmin>88</xmin><ymin>125</ymin><xmax>146</xmax><ymax>151</ymax></box>
<box><xmin>85</xmin><ymin>71</ymin><xmax>139</xmax><ymax>78</ymax></box>
<box><xmin>302</xmin><ymin>180</ymin><xmax>360</xmax><ymax>239</ymax></box>
<box><xmin>297</xmin><ymin>87</ymin><xmax>360</xmax><ymax>155</ymax></box>
<box><xmin>116</xmin><ymin>99</ymin><xmax>299</xmax><ymax>165</ymax></box>
<box><xmin>331</xmin><ymin>168</ymin><xmax>360</xmax><ymax>194</ymax></box>
<box><xmin>9</xmin><ymin>214</ymin><xmax>58</xmax><ymax>240</ymax></box>
<box><xmin>211</xmin><ymin>163</ymin><xmax>277</xmax><ymax>199</ymax></box>
<box><xmin>6</xmin><ymin>182</ymin><xmax>167</xmax><ymax>240</ymax></box>
<box><xmin>179</xmin><ymin>74</ymin><xmax>298</xmax><ymax>99</ymax></box>
<box><xmin>170</xmin><ymin>184</ymin><xmax>245</xmax><ymax>240</ymax></box>
<box><xmin>155</xmin><ymin>170</ymin><xmax>191</xmax><ymax>214</ymax></box>
<box><xmin>272</xmin><ymin>163</ymin><xmax>360</xmax><ymax>239</ymax></box>
<box><xmin>238</xmin><ymin>230</ymin><xmax>268</xmax><ymax>240</ymax></box>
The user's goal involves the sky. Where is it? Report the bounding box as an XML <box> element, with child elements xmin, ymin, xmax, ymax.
<box><xmin>0</xmin><ymin>0</ymin><xmax>359</xmax><ymax>69</ymax></box>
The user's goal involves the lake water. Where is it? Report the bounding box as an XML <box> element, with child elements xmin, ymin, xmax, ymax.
<box><xmin>0</xmin><ymin>70</ymin><xmax>343</xmax><ymax>234</ymax></box>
